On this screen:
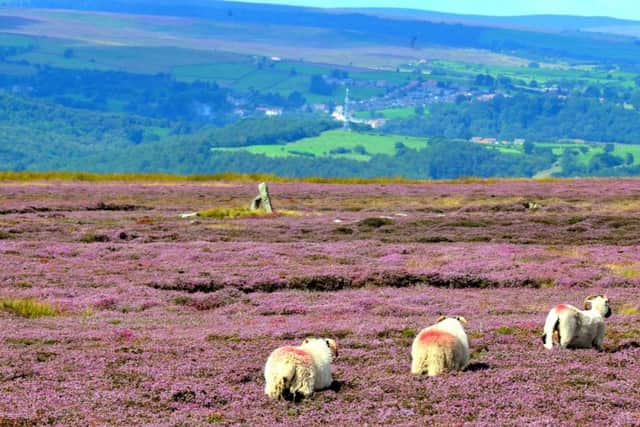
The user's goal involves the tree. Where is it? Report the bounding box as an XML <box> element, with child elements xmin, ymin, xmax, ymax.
<box><xmin>474</xmin><ymin>74</ymin><xmax>494</xmax><ymax>87</ymax></box>
<box><xmin>286</xmin><ymin>91</ymin><xmax>306</xmax><ymax>108</ymax></box>
<box><xmin>309</xmin><ymin>75</ymin><xmax>334</xmax><ymax>96</ymax></box>
<box><xmin>523</xmin><ymin>140</ymin><xmax>535</xmax><ymax>154</ymax></box>
<box><xmin>630</xmin><ymin>91</ymin><xmax>640</xmax><ymax>109</ymax></box>
<box><xmin>126</xmin><ymin>128</ymin><xmax>144</xmax><ymax>144</ymax></box>
<box><xmin>455</xmin><ymin>94</ymin><xmax>468</xmax><ymax>105</ymax></box>
<box><xmin>395</xmin><ymin>142</ymin><xmax>408</xmax><ymax>156</ymax></box>
<box><xmin>626</xmin><ymin>152</ymin><xmax>635</xmax><ymax>165</ymax></box>
<box><xmin>584</xmin><ymin>85</ymin><xmax>601</xmax><ymax>98</ymax></box>
<box><xmin>602</xmin><ymin>86</ymin><xmax>618</xmax><ymax>100</ymax></box>
<box><xmin>353</xmin><ymin>145</ymin><xmax>368</xmax><ymax>155</ymax></box>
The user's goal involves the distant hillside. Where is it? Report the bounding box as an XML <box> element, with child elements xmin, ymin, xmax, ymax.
<box><xmin>350</xmin><ymin>8</ymin><xmax>640</xmax><ymax>33</ymax></box>
<box><xmin>1</xmin><ymin>1</ymin><xmax>640</xmax><ymax>179</ymax></box>
<box><xmin>2</xmin><ymin>1</ymin><xmax>640</xmax><ymax>65</ymax></box>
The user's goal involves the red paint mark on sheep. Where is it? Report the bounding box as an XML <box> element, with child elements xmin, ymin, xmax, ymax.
<box><xmin>555</xmin><ymin>304</ymin><xmax>570</xmax><ymax>312</ymax></box>
<box><xmin>418</xmin><ymin>329</ymin><xmax>456</xmax><ymax>346</ymax></box>
<box><xmin>281</xmin><ymin>346</ymin><xmax>311</xmax><ymax>360</ymax></box>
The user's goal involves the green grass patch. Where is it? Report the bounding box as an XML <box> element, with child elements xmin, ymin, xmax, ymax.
<box><xmin>173</xmin><ymin>62</ymin><xmax>255</xmax><ymax>83</ymax></box>
<box><xmin>214</xmin><ymin>130</ymin><xmax>428</xmax><ymax>161</ymax></box>
<box><xmin>496</xmin><ymin>326</ymin><xmax>514</xmax><ymax>335</ymax></box>
<box><xmin>401</xmin><ymin>327</ymin><xmax>417</xmax><ymax>338</ymax></box>
<box><xmin>1</xmin><ymin>298</ymin><xmax>60</xmax><ymax>318</ymax></box>
<box><xmin>431</xmin><ymin>59</ymin><xmax>637</xmax><ymax>87</ymax></box>
<box><xmin>197</xmin><ymin>207</ymin><xmax>270</xmax><ymax>219</ymax></box>
<box><xmin>618</xmin><ymin>304</ymin><xmax>640</xmax><ymax>316</ymax></box>
<box><xmin>607</xmin><ymin>263</ymin><xmax>640</xmax><ymax>278</ymax></box>
<box><xmin>80</xmin><ymin>234</ymin><xmax>110</xmax><ymax>243</ymax></box>
<box><xmin>494</xmin><ymin>141</ymin><xmax>640</xmax><ymax>171</ymax></box>
<box><xmin>6</xmin><ymin>337</ymin><xmax>59</xmax><ymax>346</ymax></box>
<box><xmin>197</xmin><ymin>207</ymin><xmax>301</xmax><ymax>219</ymax></box>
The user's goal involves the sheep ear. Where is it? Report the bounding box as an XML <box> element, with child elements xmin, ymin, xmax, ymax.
<box><xmin>325</xmin><ymin>339</ymin><xmax>338</xmax><ymax>357</ymax></box>
<box><xmin>437</xmin><ymin>315</ymin><xmax>447</xmax><ymax>323</ymax></box>
<box><xmin>457</xmin><ymin>316</ymin><xmax>468</xmax><ymax>325</ymax></box>
<box><xmin>584</xmin><ymin>301</ymin><xmax>592</xmax><ymax>310</ymax></box>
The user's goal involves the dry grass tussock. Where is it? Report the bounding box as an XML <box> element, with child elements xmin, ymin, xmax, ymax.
<box><xmin>0</xmin><ymin>298</ymin><xmax>59</xmax><ymax>318</ymax></box>
<box><xmin>197</xmin><ymin>207</ymin><xmax>301</xmax><ymax>219</ymax></box>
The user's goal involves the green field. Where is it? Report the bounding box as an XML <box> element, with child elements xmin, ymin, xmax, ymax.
<box><xmin>213</xmin><ymin>130</ymin><xmax>428</xmax><ymax>161</ymax></box>
<box><xmin>354</xmin><ymin>107</ymin><xmax>422</xmax><ymax>120</ymax></box>
<box><xmin>431</xmin><ymin>60</ymin><xmax>637</xmax><ymax>88</ymax></box>
<box><xmin>493</xmin><ymin>141</ymin><xmax>640</xmax><ymax>167</ymax></box>
<box><xmin>0</xmin><ymin>30</ymin><xmax>401</xmax><ymax>102</ymax></box>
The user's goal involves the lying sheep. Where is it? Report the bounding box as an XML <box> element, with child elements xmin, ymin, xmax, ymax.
<box><xmin>411</xmin><ymin>316</ymin><xmax>469</xmax><ymax>376</ymax></box>
<box><xmin>264</xmin><ymin>338</ymin><xmax>338</xmax><ymax>400</ymax></box>
<box><xmin>542</xmin><ymin>295</ymin><xmax>612</xmax><ymax>350</ymax></box>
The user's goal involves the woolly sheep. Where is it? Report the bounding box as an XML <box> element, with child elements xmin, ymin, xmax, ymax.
<box><xmin>264</xmin><ymin>337</ymin><xmax>338</xmax><ymax>400</ymax></box>
<box><xmin>542</xmin><ymin>295</ymin><xmax>612</xmax><ymax>350</ymax></box>
<box><xmin>411</xmin><ymin>316</ymin><xmax>469</xmax><ymax>376</ymax></box>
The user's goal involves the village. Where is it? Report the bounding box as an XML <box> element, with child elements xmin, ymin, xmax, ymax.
<box><xmin>238</xmin><ymin>68</ymin><xmax>558</xmax><ymax>149</ymax></box>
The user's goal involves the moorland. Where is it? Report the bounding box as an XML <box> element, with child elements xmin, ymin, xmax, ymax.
<box><xmin>0</xmin><ymin>175</ymin><xmax>639</xmax><ymax>425</ymax></box>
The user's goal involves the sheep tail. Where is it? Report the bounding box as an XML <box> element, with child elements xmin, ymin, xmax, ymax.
<box><xmin>266</xmin><ymin>359</ymin><xmax>296</xmax><ymax>399</ymax></box>
<box><xmin>543</xmin><ymin>311</ymin><xmax>560</xmax><ymax>350</ymax></box>
<box><xmin>275</xmin><ymin>362</ymin><xmax>296</xmax><ymax>398</ymax></box>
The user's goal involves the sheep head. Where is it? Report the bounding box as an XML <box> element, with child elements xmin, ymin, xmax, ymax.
<box><xmin>584</xmin><ymin>295</ymin><xmax>612</xmax><ymax>318</ymax></box>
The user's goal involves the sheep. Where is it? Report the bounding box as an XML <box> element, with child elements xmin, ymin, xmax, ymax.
<box><xmin>264</xmin><ymin>337</ymin><xmax>338</xmax><ymax>400</ymax></box>
<box><xmin>411</xmin><ymin>316</ymin><xmax>469</xmax><ymax>376</ymax></box>
<box><xmin>542</xmin><ymin>295</ymin><xmax>612</xmax><ymax>351</ymax></box>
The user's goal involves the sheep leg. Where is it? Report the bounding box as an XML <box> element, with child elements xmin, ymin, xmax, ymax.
<box><xmin>558</xmin><ymin>317</ymin><xmax>576</xmax><ymax>348</ymax></box>
<box><xmin>593</xmin><ymin>325</ymin><xmax>605</xmax><ymax>351</ymax></box>
<box><xmin>411</xmin><ymin>354</ymin><xmax>425</xmax><ymax>375</ymax></box>
<box><xmin>291</xmin><ymin>365</ymin><xmax>315</xmax><ymax>398</ymax></box>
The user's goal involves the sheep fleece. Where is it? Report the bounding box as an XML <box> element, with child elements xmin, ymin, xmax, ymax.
<box><xmin>411</xmin><ymin>318</ymin><xmax>469</xmax><ymax>376</ymax></box>
<box><xmin>264</xmin><ymin>339</ymin><xmax>333</xmax><ymax>399</ymax></box>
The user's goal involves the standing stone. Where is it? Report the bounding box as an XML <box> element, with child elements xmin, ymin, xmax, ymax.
<box><xmin>250</xmin><ymin>182</ymin><xmax>273</xmax><ymax>213</ymax></box>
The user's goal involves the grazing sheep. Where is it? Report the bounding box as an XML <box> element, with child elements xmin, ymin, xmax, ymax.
<box><xmin>264</xmin><ymin>338</ymin><xmax>338</xmax><ymax>400</ymax></box>
<box><xmin>411</xmin><ymin>316</ymin><xmax>469</xmax><ymax>376</ymax></box>
<box><xmin>542</xmin><ymin>295</ymin><xmax>612</xmax><ymax>350</ymax></box>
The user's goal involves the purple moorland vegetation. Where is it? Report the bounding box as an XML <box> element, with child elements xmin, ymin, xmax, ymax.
<box><xmin>1</xmin><ymin>179</ymin><xmax>639</xmax><ymax>425</ymax></box>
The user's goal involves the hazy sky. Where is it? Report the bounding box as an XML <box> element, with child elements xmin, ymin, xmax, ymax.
<box><xmin>228</xmin><ymin>0</ymin><xmax>640</xmax><ymax>20</ymax></box>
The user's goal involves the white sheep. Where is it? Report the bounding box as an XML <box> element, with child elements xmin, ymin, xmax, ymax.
<box><xmin>264</xmin><ymin>337</ymin><xmax>338</xmax><ymax>400</ymax></box>
<box><xmin>542</xmin><ymin>295</ymin><xmax>612</xmax><ymax>350</ymax></box>
<box><xmin>411</xmin><ymin>316</ymin><xmax>469</xmax><ymax>376</ymax></box>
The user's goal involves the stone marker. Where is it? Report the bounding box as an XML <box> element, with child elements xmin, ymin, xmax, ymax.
<box><xmin>250</xmin><ymin>182</ymin><xmax>273</xmax><ymax>213</ymax></box>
